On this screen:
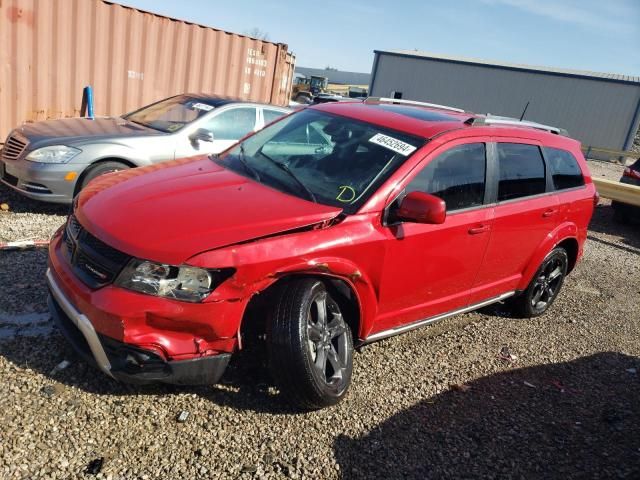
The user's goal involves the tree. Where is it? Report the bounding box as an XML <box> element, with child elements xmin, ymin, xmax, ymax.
<box><xmin>244</xmin><ymin>28</ymin><xmax>269</xmax><ymax>41</ymax></box>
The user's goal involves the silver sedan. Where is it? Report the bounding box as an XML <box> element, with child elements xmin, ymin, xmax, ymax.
<box><xmin>0</xmin><ymin>94</ymin><xmax>290</xmax><ymax>204</ymax></box>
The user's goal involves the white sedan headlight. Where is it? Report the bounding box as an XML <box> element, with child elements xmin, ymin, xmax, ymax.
<box><xmin>115</xmin><ymin>259</ymin><xmax>235</xmax><ymax>302</ymax></box>
<box><xmin>25</xmin><ymin>145</ymin><xmax>81</xmax><ymax>163</ymax></box>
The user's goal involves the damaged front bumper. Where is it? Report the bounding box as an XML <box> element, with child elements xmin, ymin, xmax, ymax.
<box><xmin>47</xmin><ymin>269</ymin><xmax>231</xmax><ymax>385</ymax></box>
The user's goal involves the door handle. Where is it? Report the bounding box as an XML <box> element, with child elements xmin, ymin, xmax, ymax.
<box><xmin>468</xmin><ymin>224</ymin><xmax>490</xmax><ymax>235</ymax></box>
<box><xmin>542</xmin><ymin>208</ymin><xmax>558</xmax><ymax>218</ymax></box>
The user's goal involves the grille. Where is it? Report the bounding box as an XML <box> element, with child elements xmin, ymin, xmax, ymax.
<box><xmin>74</xmin><ymin>252</ymin><xmax>114</xmax><ymax>286</ymax></box>
<box><xmin>80</xmin><ymin>231</ymin><xmax>131</xmax><ymax>267</ymax></box>
<box><xmin>64</xmin><ymin>215</ymin><xmax>131</xmax><ymax>288</ymax></box>
<box><xmin>2</xmin><ymin>134</ymin><xmax>28</xmax><ymax>160</ymax></box>
<box><xmin>63</xmin><ymin>229</ymin><xmax>75</xmax><ymax>257</ymax></box>
<box><xmin>67</xmin><ymin>215</ymin><xmax>82</xmax><ymax>238</ymax></box>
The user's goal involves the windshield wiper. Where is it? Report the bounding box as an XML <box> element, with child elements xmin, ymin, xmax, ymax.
<box><xmin>259</xmin><ymin>151</ymin><xmax>317</xmax><ymax>203</ymax></box>
<box><xmin>126</xmin><ymin>118</ymin><xmax>166</xmax><ymax>133</ymax></box>
<box><xmin>237</xmin><ymin>144</ymin><xmax>261</xmax><ymax>182</ymax></box>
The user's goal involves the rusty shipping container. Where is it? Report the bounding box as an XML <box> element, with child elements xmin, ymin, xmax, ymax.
<box><xmin>0</xmin><ymin>0</ymin><xmax>296</xmax><ymax>141</ymax></box>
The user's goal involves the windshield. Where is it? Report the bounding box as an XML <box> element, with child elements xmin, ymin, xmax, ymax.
<box><xmin>215</xmin><ymin>109</ymin><xmax>425</xmax><ymax>214</ymax></box>
<box><xmin>123</xmin><ymin>95</ymin><xmax>214</xmax><ymax>133</ymax></box>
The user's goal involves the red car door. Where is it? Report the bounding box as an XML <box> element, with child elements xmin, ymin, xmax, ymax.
<box><xmin>373</xmin><ymin>139</ymin><xmax>494</xmax><ymax>334</ymax></box>
<box><xmin>469</xmin><ymin>140</ymin><xmax>560</xmax><ymax>304</ymax></box>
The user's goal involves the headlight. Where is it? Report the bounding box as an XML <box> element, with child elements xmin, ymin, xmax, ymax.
<box><xmin>115</xmin><ymin>259</ymin><xmax>235</xmax><ymax>302</ymax></box>
<box><xmin>25</xmin><ymin>145</ymin><xmax>81</xmax><ymax>163</ymax></box>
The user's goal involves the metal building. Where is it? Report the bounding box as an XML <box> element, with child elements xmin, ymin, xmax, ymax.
<box><xmin>369</xmin><ymin>50</ymin><xmax>640</xmax><ymax>151</ymax></box>
<box><xmin>295</xmin><ymin>67</ymin><xmax>371</xmax><ymax>86</ymax></box>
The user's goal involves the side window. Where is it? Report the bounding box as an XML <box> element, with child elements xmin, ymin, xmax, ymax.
<box><xmin>264</xmin><ymin>109</ymin><xmax>287</xmax><ymax>125</ymax></box>
<box><xmin>406</xmin><ymin>143</ymin><xmax>486</xmax><ymax>211</ymax></box>
<box><xmin>545</xmin><ymin>147</ymin><xmax>585</xmax><ymax>190</ymax></box>
<box><xmin>497</xmin><ymin>143</ymin><xmax>546</xmax><ymax>201</ymax></box>
<box><xmin>204</xmin><ymin>108</ymin><xmax>256</xmax><ymax>140</ymax></box>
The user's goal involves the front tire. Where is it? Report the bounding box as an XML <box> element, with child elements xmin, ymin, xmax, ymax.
<box><xmin>79</xmin><ymin>161</ymin><xmax>129</xmax><ymax>191</ymax></box>
<box><xmin>267</xmin><ymin>279</ymin><xmax>353</xmax><ymax>410</ymax></box>
<box><xmin>509</xmin><ymin>248</ymin><xmax>568</xmax><ymax>318</ymax></box>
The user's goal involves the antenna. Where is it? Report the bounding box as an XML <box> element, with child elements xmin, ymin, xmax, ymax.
<box><xmin>519</xmin><ymin>101</ymin><xmax>530</xmax><ymax>121</ymax></box>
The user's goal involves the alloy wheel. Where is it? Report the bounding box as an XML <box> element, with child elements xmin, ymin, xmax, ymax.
<box><xmin>306</xmin><ymin>291</ymin><xmax>349</xmax><ymax>388</ymax></box>
<box><xmin>530</xmin><ymin>256</ymin><xmax>564</xmax><ymax>310</ymax></box>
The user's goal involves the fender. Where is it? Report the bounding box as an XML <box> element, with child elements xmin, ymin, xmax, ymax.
<box><xmin>517</xmin><ymin>220</ymin><xmax>578</xmax><ymax>291</ymax></box>
<box><xmin>73</xmin><ymin>142</ymin><xmax>152</xmax><ymax>167</ymax></box>
<box><xmin>215</xmin><ymin>256</ymin><xmax>378</xmax><ymax>341</ymax></box>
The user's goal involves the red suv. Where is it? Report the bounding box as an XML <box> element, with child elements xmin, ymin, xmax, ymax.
<box><xmin>47</xmin><ymin>98</ymin><xmax>596</xmax><ymax>409</ymax></box>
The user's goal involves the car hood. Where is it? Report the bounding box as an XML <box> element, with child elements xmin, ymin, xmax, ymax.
<box><xmin>15</xmin><ymin>117</ymin><xmax>161</xmax><ymax>148</ymax></box>
<box><xmin>75</xmin><ymin>157</ymin><xmax>343</xmax><ymax>265</ymax></box>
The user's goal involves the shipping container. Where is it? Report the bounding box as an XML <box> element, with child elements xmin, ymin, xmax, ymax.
<box><xmin>0</xmin><ymin>0</ymin><xmax>295</xmax><ymax>141</ymax></box>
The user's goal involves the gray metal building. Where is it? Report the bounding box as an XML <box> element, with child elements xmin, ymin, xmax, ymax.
<box><xmin>295</xmin><ymin>66</ymin><xmax>371</xmax><ymax>86</ymax></box>
<box><xmin>369</xmin><ymin>50</ymin><xmax>640</xmax><ymax>151</ymax></box>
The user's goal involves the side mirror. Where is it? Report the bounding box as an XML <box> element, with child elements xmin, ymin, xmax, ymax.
<box><xmin>189</xmin><ymin>128</ymin><xmax>214</xmax><ymax>143</ymax></box>
<box><xmin>397</xmin><ymin>191</ymin><xmax>446</xmax><ymax>224</ymax></box>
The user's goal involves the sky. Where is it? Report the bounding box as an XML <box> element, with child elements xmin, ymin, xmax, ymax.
<box><xmin>117</xmin><ymin>0</ymin><xmax>640</xmax><ymax>76</ymax></box>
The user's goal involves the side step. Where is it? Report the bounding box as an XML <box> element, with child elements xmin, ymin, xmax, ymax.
<box><xmin>362</xmin><ymin>291</ymin><xmax>515</xmax><ymax>344</ymax></box>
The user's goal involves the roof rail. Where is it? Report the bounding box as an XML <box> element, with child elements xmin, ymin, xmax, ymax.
<box><xmin>467</xmin><ymin>115</ymin><xmax>569</xmax><ymax>136</ymax></box>
<box><xmin>365</xmin><ymin>97</ymin><xmax>466</xmax><ymax>113</ymax></box>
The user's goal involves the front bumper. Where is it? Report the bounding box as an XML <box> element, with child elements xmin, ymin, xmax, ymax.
<box><xmin>47</xmin><ymin>269</ymin><xmax>231</xmax><ymax>385</ymax></box>
<box><xmin>0</xmin><ymin>157</ymin><xmax>83</xmax><ymax>203</ymax></box>
<box><xmin>48</xmin><ymin>231</ymin><xmax>243</xmax><ymax>355</ymax></box>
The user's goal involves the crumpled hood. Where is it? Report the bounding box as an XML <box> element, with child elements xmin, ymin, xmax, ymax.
<box><xmin>76</xmin><ymin>157</ymin><xmax>342</xmax><ymax>265</ymax></box>
<box><xmin>16</xmin><ymin>117</ymin><xmax>160</xmax><ymax>148</ymax></box>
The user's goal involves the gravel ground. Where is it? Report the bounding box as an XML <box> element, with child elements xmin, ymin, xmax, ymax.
<box><xmin>1</xmin><ymin>182</ymin><xmax>639</xmax><ymax>479</ymax></box>
<box><xmin>632</xmin><ymin>129</ymin><xmax>640</xmax><ymax>154</ymax></box>
<box><xmin>0</xmin><ymin>184</ymin><xmax>67</xmax><ymax>243</ymax></box>
<box><xmin>586</xmin><ymin>159</ymin><xmax>625</xmax><ymax>182</ymax></box>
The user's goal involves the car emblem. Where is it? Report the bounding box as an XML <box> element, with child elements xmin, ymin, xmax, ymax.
<box><xmin>84</xmin><ymin>263</ymin><xmax>108</xmax><ymax>280</ymax></box>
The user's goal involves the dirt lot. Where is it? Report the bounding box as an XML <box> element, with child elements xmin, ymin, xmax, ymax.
<box><xmin>0</xmin><ymin>179</ymin><xmax>639</xmax><ymax>479</ymax></box>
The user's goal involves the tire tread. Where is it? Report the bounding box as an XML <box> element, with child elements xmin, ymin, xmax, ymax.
<box><xmin>267</xmin><ymin>278</ymin><xmax>352</xmax><ymax>410</ymax></box>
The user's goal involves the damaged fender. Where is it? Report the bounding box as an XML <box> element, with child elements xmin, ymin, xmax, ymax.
<box><xmin>188</xmin><ymin>214</ymin><xmax>387</xmax><ymax>343</ymax></box>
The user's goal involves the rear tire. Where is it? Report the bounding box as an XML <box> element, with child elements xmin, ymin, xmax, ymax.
<box><xmin>79</xmin><ymin>161</ymin><xmax>129</xmax><ymax>191</ymax></box>
<box><xmin>509</xmin><ymin>248</ymin><xmax>568</xmax><ymax>318</ymax></box>
<box><xmin>267</xmin><ymin>278</ymin><xmax>353</xmax><ymax>410</ymax></box>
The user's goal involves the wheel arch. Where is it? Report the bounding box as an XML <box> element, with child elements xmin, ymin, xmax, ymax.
<box><xmin>74</xmin><ymin>157</ymin><xmax>137</xmax><ymax>196</ymax></box>
<box><xmin>517</xmin><ymin>221</ymin><xmax>580</xmax><ymax>291</ymax></box>
<box><xmin>239</xmin><ymin>269</ymin><xmax>373</xmax><ymax>349</ymax></box>
<box><xmin>556</xmin><ymin>237</ymin><xmax>579</xmax><ymax>273</ymax></box>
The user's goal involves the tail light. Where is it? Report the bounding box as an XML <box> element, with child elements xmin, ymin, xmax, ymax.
<box><xmin>593</xmin><ymin>191</ymin><xmax>600</xmax><ymax>207</ymax></box>
<box><xmin>623</xmin><ymin>167</ymin><xmax>640</xmax><ymax>180</ymax></box>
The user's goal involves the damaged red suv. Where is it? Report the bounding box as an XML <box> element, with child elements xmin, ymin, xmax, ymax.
<box><xmin>47</xmin><ymin>98</ymin><xmax>596</xmax><ymax>409</ymax></box>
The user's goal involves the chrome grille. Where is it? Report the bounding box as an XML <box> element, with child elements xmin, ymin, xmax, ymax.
<box><xmin>2</xmin><ymin>133</ymin><xmax>28</xmax><ymax>160</ymax></box>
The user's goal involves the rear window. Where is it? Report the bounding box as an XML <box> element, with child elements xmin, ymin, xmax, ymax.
<box><xmin>497</xmin><ymin>143</ymin><xmax>546</xmax><ymax>201</ymax></box>
<box><xmin>545</xmin><ymin>147</ymin><xmax>584</xmax><ymax>190</ymax></box>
